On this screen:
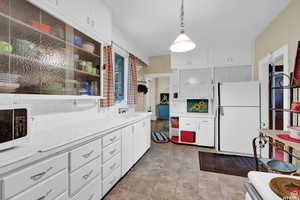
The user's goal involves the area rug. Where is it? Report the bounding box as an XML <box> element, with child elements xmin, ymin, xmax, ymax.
<box><xmin>151</xmin><ymin>131</ymin><xmax>169</xmax><ymax>143</ymax></box>
<box><xmin>198</xmin><ymin>152</ymin><xmax>257</xmax><ymax>177</ymax></box>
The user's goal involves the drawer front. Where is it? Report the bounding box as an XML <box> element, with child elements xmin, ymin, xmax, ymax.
<box><xmin>55</xmin><ymin>192</ymin><xmax>67</xmax><ymax>200</ymax></box>
<box><xmin>10</xmin><ymin>170</ymin><xmax>67</xmax><ymax>200</ymax></box>
<box><xmin>72</xmin><ymin>176</ymin><xmax>102</xmax><ymax>200</ymax></box>
<box><xmin>3</xmin><ymin>154</ymin><xmax>68</xmax><ymax>199</ymax></box>
<box><xmin>102</xmin><ymin>141</ymin><xmax>121</xmax><ymax>164</ymax></box>
<box><xmin>180</xmin><ymin>118</ymin><xmax>199</xmax><ymax>131</ymax></box>
<box><xmin>103</xmin><ymin>167</ymin><xmax>121</xmax><ymax>196</ymax></box>
<box><xmin>103</xmin><ymin>153</ymin><xmax>121</xmax><ymax>180</ymax></box>
<box><xmin>69</xmin><ymin>157</ymin><xmax>101</xmax><ymax>196</ymax></box>
<box><xmin>103</xmin><ymin>130</ymin><xmax>121</xmax><ymax>148</ymax></box>
<box><xmin>70</xmin><ymin>139</ymin><xmax>101</xmax><ymax>172</ymax></box>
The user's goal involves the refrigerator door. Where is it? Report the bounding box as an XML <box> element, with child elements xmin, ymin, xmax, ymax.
<box><xmin>219</xmin><ymin>81</ymin><xmax>260</xmax><ymax>107</ymax></box>
<box><xmin>219</xmin><ymin>106</ymin><xmax>260</xmax><ymax>155</ymax></box>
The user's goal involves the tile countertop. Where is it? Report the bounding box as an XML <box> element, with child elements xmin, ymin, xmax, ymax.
<box><xmin>248</xmin><ymin>171</ymin><xmax>300</xmax><ymax>200</ymax></box>
<box><xmin>0</xmin><ymin>112</ymin><xmax>151</xmax><ymax>176</ymax></box>
<box><xmin>170</xmin><ymin>112</ymin><xmax>215</xmax><ymax>119</ymax></box>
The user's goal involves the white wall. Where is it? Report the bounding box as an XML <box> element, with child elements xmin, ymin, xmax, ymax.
<box><xmin>112</xmin><ymin>25</ymin><xmax>149</xmax><ymax>65</ymax></box>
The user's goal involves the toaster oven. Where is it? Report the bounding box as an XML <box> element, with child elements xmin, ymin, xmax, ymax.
<box><xmin>0</xmin><ymin>105</ymin><xmax>30</xmax><ymax>151</ymax></box>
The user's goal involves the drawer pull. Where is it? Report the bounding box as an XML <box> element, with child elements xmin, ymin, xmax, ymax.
<box><xmin>36</xmin><ymin>189</ymin><xmax>52</xmax><ymax>200</ymax></box>
<box><xmin>82</xmin><ymin>170</ymin><xmax>94</xmax><ymax>180</ymax></box>
<box><xmin>30</xmin><ymin>167</ymin><xmax>53</xmax><ymax>181</ymax></box>
<box><xmin>110</xmin><ymin>136</ymin><xmax>117</xmax><ymax>142</ymax></box>
<box><xmin>109</xmin><ymin>163</ymin><xmax>116</xmax><ymax>170</ymax></box>
<box><xmin>88</xmin><ymin>193</ymin><xmax>95</xmax><ymax>200</ymax></box>
<box><xmin>82</xmin><ymin>150</ymin><xmax>94</xmax><ymax>159</ymax></box>
<box><xmin>109</xmin><ymin>149</ymin><xmax>117</xmax><ymax>155</ymax></box>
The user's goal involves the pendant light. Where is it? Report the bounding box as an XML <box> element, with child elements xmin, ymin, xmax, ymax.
<box><xmin>170</xmin><ymin>0</ymin><xmax>196</xmax><ymax>53</ymax></box>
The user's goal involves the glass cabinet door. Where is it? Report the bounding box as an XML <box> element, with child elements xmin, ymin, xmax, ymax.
<box><xmin>0</xmin><ymin>0</ymin><xmax>102</xmax><ymax>97</ymax></box>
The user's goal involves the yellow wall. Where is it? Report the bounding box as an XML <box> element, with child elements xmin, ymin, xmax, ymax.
<box><xmin>155</xmin><ymin>77</ymin><xmax>170</xmax><ymax>106</ymax></box>
<box><xmin>254</xmin><ymin>0</ymin><xmax>300</xmax><ymax>80</ymax></box>
<box><xmin>145</xmin><ymin>55</ymin><xmax>172</xmax><ymax>74</ymax></box>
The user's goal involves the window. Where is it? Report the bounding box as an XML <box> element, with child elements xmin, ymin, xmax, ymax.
<box><xmin>114</xmin><ymin>53</ymin><xmax>125</xmax><ymax>103</ymax></box>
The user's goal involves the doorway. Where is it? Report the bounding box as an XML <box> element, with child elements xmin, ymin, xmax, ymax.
<box><xmin>269</xmin><ymin>64</ymin><xmax>284</xmax><ymax>130</ymax></box>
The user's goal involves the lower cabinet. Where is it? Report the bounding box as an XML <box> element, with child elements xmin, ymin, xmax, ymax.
<box><xmin>0</xmin><ymin>116</ymin><xmax>151</xmax><ymax>200</ymax></box>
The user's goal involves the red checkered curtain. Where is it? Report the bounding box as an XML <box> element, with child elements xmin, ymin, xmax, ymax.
<box><xmin>101</xmin><ymin>46</ymin><xmax>114</xmax><ymax>107</ymax></box>
<box><xmin>127</xmin><ymin>54</ymin><xmax>137</xmax><ymax>104</ymax></box>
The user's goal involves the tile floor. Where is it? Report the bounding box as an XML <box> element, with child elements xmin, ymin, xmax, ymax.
<box><xmin>104</xmin><ymin>142</ymin><xmax>247</xmax><ymax>200</ymax></box>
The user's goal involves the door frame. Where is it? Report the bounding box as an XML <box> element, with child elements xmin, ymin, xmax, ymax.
<box><xmin>259</xmin><ymin>45</ymin><xmax>290</xmax><ymax>130</ymax></box>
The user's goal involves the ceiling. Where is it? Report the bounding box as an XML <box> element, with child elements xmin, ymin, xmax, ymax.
<box><xmin>104</xmin><ymin>0</ymin><xmax>289</xmax><ymax>57</ymax></box>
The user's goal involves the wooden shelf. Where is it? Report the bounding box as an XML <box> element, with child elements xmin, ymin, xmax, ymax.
<box><xmin>269</xmin><ymin>108</ymin><xmax>300</xmax><ymax>113</ymax></box>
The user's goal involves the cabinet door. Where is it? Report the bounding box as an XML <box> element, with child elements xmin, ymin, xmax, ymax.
<box><xmin>121</xmin><ymin>126</ymin><xmax>134</xmax><ymax>176</ymax></box>
<box><xmin>197</xmin><ymin>125</ymin><xmax>214</xmax><ymax>147</ymax></box>
<box><xmin>133</xmin><ymin>121</ymin><xmax>143</xmax><ymax>163</ymax></box>
<box><xmin>144</xmin><ymin>119</ymin><xmax>151</xmax><ymax>150</ymax></box>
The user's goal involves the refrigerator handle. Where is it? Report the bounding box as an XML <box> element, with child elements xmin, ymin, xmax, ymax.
<box><xmin>219</xmin><ymin>106</ymin><xmax>224</xmax><ymax>116</ymax></box>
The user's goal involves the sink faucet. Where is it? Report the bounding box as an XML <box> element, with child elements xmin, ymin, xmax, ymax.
<box><xmin>118</xmin><ymin>108</ymin><xmax>128</xmax><ymax>114</ymax></box>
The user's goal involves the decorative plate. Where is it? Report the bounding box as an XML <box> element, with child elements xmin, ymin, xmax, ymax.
<box><xmin>270</xmin><ymin>177</ymin><xmax>300</xmax><ymax>199</ymax></box>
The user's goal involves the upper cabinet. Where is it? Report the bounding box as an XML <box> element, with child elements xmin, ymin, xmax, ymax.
<box><xmin>27</xmin><ymin>0</ymin><xmax>112</xmax><ymax>43</ymax></box>
<box><xmin>0</xmin><ymin>0</ymin><xmax>102</xmax><ymax>97</ymax></box>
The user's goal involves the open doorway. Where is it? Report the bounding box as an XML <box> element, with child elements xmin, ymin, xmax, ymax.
<box><xmin>145</xmin><ymin>74</ymin><xmax>170</xmax><ymax>134</ymax></box>
<box><xmin>269</xmin><ymin>64</ymin><xmax>284</xmax><ymax>130</ymax></box>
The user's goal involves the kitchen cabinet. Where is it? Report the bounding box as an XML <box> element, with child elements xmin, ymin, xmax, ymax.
<box><xmin>179</xmin><ymin>117</ymin><xmax>214</xmax><ymax>147</ymax></box>
<box><xmin>121</xmin><ymin>126</ymin><xmax>134</xmax><ymax>176</ymax></box>
<box><xmin>27</xmin><ymin>0</ymin><xmax>112</xmax><ymax>43</ymax></box>
<box><xmin>0</xmin><ymin>115</ymin><xmax>151</xmax><ymax>200</ymax></box>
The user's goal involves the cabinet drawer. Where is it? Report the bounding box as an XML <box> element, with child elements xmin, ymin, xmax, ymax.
<box><xmin>103</xmin><ymin>153</ymin><xmax>121</xmax><ymax>180</ymax></box>
<box><xmin>70</xmin><ymin>139</ymin><xmax>101</xmax><ymax>172</ymax></box>
<box><xmin>10</xmin><ymin>170</ymin><xmax>67</xmax><ymax>200</ymax></box>
<box><xmin>3</xmin><ymin>154</ymin><xmax>67</xmax><ymax>199</ymax></box>
<box><xmin>180</xmin><ymin>118</ymin><xmax>199</xmax><ymax>131</ymax></box>
<box><xmin>55</xmin><ymin>192</ymin><xmax>67</xmax><ymax>200</ymax></box>
<box><xmin>72</xmin><ymin>176</ymin><xmax>102</xmax><ymax>200</ymax></box>
<box><xmin>69</xmin><ymin>157</ymin><xmax>101</xmax><ymax>196</ymax></box>
<box><xmin>103</xmin><ymin>167</ymin><xmax>121</xmax><ymax>196</ymax></box>
<box><xmin>103</xmin><ymin>130</ymin><xmax>121</xmax><ymax>148</ymax></box>
<box><xmin>102</xmin><ymin>140</ymin><xmax>121</xmax><ymax>164</ymax></box>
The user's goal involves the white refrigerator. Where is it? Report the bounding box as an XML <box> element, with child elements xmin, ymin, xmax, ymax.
<box><xmin>218</xmin><ymin>81</ymin><xmax>261</xmax><ymax>155</ymax></box>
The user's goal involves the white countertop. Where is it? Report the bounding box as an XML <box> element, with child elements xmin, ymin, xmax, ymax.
<box><xmin>0</xmin><ymin>112</ymin><xmax>151</xmax><ymax>175</ymax></box>
<box><xmin>170</xmin><ymin>112</ymin><xmax>215</xmax><ymax>118</ymax></box>
<box><xmin>248</xmin><ymin>171</ymin><xmax>300</xmax><ymax>200</ymax></box>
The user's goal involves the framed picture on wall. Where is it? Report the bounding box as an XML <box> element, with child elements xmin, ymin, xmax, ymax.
<box><xmin>160</xmin><ymin>93</ymin><xmax>169</xmax><ymax>104</ymax></box>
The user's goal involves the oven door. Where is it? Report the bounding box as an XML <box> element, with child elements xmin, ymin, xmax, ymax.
<box><xmin>244</xmin><ymin>183</ymin><xmax>263</xmax><ymax>200</ymax></box>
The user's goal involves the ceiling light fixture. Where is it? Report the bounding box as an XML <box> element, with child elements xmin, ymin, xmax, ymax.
<box><xmin>170</xmin><ymin>0</ymin><xmax>196</xmax><ymax>53</ymax></box>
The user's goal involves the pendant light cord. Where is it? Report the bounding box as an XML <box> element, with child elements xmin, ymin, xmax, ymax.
<box><xmin>180</xmin><ymin>0</ymin><xmax>185</xmax><ymax>33</ymax></box>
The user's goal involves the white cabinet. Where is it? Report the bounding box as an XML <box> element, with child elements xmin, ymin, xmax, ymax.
<box><xmin>121</xmin><ymin>126</ymin><xmax>134</xmax><ymax>176</ymax></box>
<box><xmin>179</xmin><ymin>117</ymin><xmax>214</xmax><ymax>147</ymax></box>
<box><xmin>133</xmin><ymin>118</ymin><xmax>151</xmax><ymax>164</ymax></box>
<box><xmin>27</xmin><ymin>0</ymin><xmax>112</xmax><ymax>43</ymax></box>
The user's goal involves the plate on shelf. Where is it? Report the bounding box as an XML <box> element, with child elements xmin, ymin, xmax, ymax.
<box><xmin>0</xmin><ymin>82</ymin><xmax>20</xmax><ymax>92</ymax></box>
<box><xmin>270</xmin><ymin>177</ymin><xmax>300</xmax><ymax>199</ymax></box>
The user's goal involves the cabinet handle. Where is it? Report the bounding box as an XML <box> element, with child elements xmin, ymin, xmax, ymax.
<box><xmin>36</xmin><ymin>189</ymin><xmax>52</xmax><ymax>200</ymax></box>
<box><xmin>109</xmin><ymin>149</ymin><xmax>117</xmax><ymax>155</ymax></box>
<box><xmin>82</xmin><ymin>150</ymin><xmax>94</xmax><ymax>159</ymax></box>
<box><xmin>87</xmin><ymin>17</ymin><xmax>90</xmax><ymax>25</ymax></box>
<box><xmin>82</xmin><ymin>170</ymin><xmax>94</xmax><ymax>180</ymax></box>
<box><xmin>110</xmin><ymin>136</ymin><xmax>117</xmax><ymax>142</ymax></box>
<box><xmin>30</xmin><ymin>167</ymin><xmax>53</xmax><ymax>181</ymax></box>
<box><xmin>109</xmin><ymin>163</ymin><xmax>116</xmax><ymax>170</ymax></box>
<box><xmin>88</xmin><ymin>193</ymin><xmax>95</xmax><ymax>200</ymax></box>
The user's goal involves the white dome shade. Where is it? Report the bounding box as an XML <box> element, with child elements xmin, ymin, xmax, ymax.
<box><xmin>170</xmin><ymin>33</ymin><xmax>196</xmax><ymax>53</ymax></box>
